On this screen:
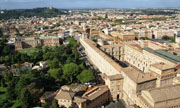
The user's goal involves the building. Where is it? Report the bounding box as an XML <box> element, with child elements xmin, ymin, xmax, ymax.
<box><xmin>55</xmin><ymin>85</ymin><xmax>110</xmax><ymax>108</ymax></box>
<box><xmin>122</xmin><ymin>67</ymin><xmax>157</xmax><ymax>105</ymax></box>
<box><xmin>153</xmin><ymin>30</ymin><xmax>174</xmax><ymax>39</ymax></box>
<box><xmin>82</xmin><ymin>85</ymin><xmax>110</xmax><ymax>108</ymax></box>
<box><xmin>149</xmin><ymin>62</ymin><xmax>177</xmax><ymax>87</ymax></box>
<box><xmin>55</xmin><ymin>89</ymin><xmax>87</xmax><ymax>108</ymax></box>
<box><xmin>137</xmin><ymin>84</ymin><xmax>180</xmax><ymax>108</ymax></box>
<box><xmin>101</xmin><ymin>73</ymin><xmax>123</xmax><ymax>101</ymax></box>
<box><xmin>80</xmin><ymin>36</ymin><xmax>180</xmax><ymax>107</ymax></box>
<box><xmin>100</xmin><ymin>44</ymin><xmax>124</xmax><ymax>61</ymax></box>
<box><xmin>110</xmin><ymin>32</ymin><xmax>138</xmax><ymax>41</ymax></box>
<box><xmin>40</xmin><ymin>91</ymin><xmax>57</xmax><ymax>104</ymax></box>
<box><xmin>15</xmin><ymin>35</ymin><xmax>61</xmax><ymax>50</ymax></box>
<box><xmin>11</xmin><ymin>62</ymin><xmax>33</xmax><ymax>75</ymax></box>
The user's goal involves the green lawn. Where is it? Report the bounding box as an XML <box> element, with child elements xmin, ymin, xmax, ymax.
<box><xmin>18</xmin><ymin>48</ymin><xmax>39</xmax><ymax>54</ymax></box>
<box><xmin>0</xmin><ymin>87</ymin><xmax>7</xmax><ymax>92</ymax></box>
<box><xmin>18</xmin><ymin>46</ymin><xmax>57</xmax><ymax>54</ymax></box>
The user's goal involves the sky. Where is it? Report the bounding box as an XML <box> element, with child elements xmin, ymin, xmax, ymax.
<box><xmin>0</xmin><ymin>0</ymin><xmax>180</xmax><ymax>9</ymax></box>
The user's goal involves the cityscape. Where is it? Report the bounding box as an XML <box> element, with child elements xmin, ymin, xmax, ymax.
<box><xmin>0</xmin><ymin>1</ymin><xmax>180</xmax><ymax>108</ymax></box>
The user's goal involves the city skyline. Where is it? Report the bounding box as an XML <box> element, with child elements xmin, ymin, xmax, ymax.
<box><xmin>0</xmin><ymin>0</ymin><xmax>180</xmax><ymax>9</ymax></box>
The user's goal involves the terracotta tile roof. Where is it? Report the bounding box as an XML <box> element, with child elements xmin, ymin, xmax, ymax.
<box><xmin>55</xmin><ymin>90</ymin><xmax>75</xmax><ymax>100</ymax></box>
<box><xmin>82</xmin><ymin>85</ymin><xmax>109</xmax><ymax>101</ymax></box>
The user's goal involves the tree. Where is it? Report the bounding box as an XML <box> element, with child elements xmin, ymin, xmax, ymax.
<box><xmin>19</xmin><ymin>88</ymin><xmax>34</xmax><ymax>108</ymax></box>
<box><xmin>7</xmin><ymin>78</ymin><xmax>17</xmax><ymax>100</ymax></box>
<box><xmin>4</xmin><ymin>71</ymin><xmax>13</xmax><ymax>83</ymax></box>
<box><xmin>48</xmin><ymin>68</ymin><xmax>62</xmax><ymax>80</ymax></box>
<box><xmin>162</xmin><ymin>35</ymin><xmax>170</xmax><ymax>40</ymax></box>
<box><xmin>0</xmin><ymin>28</ymin><xmax>3</xmax><ymax>37</ymax></box>
<box><xmin>67</xmin><ymin>36</ymin><xmax>78</xmax><ymax>48</ymax></box>
<box><xmin>79</xmin><ymin>62</ymin><xmax>85</xmax><ymax>70</ymax></box>
<box><xmin>73</xmin><ymin>48</ymin><xmax>79</xmax><ymax>61</ymax></box>
<box><xmin>170</xmin><ymin>37</ymin><xmax>175</xmax><ymax>42</ymax></box>
<box><xmin>47</xmin><ymin>59</ymin><xmax>60</xmax><ymax>69</ymax></box>
<box><xmin>1</xmin><ymin>79</ymin><xmax>5</xmax><ymax>87</ymax></box>
<box><xmin>26</xmin><ymin>83</ymin><xmax>44</xmax><ymax>105</ymax></box>
<box><xmin>63</xmin><ymin>63</ymin><xmax>79</xmax><ymax>83</ymax></box>
<box><xmin>50</xmin><ymin>99</ymin><xmax>59</xmax><ymax>108</ymax></box>
<box><xmin>2</xmin><ymin>46</ymin><xmax>11</xmax><ymax>55</ymax></box>
<box><xmin>140</xmin><ymin>37</ymin><xmax>149</xmax><ymax>40</ymax></box>
<box><xmin>77</xmin><ymin>69</ymin><xmax>94</xmax><ymax>83</ymax></box>
<box><xmin>43</xmin><ymin>52</ymin><xmax>52</xmax><ymax>60</ymax></box>
<box><xmin>42</xmin><ymin>103</ymin><xmax>49</xmax><ymax>108</ymax></box>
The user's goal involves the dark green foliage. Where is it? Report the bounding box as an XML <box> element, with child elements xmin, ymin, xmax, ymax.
<box><xmin>1</xmin><ymin>69</ymin><xmax>54</xmax><ymax>108</ymax></box>
<box><xmin>48</xmin><ymin>68</ymin><xmax>62</xmax><ymax>80</ymax></box>
<box><xmin>6</xmin><ymin>78</ymin><xmax>17</xmax><ymax>100</ymax></box>
<box><xmin>1</xmin><ymin>79</ymin><xmax>4</xmax><ymax>87</ymax></box>
<box><xmin>42</xmin><ymin>103</ymin><xmax>49</xmax><ymax>108</ymax></box>
<box><xmin>140</xmin><ymin>37</ymin><xmax>150</xmax><ymax>40</ymax></box>
<box><xmin>67</xmin><ymin>36</ymin><xmax>78</xmax><ymax>48</ymax></box>
<box><xmin>4</xmin><ymin>71</ymin><xmax>13</xmax><ymax>83</ymax></box>
<box><xmin>0</xmin><ymin>39</ymin><xmax>12</xmax><ymax>57</ymax></box>
<box><xmin>26</xmin><ymin>83</ymin><xmax>44</xmax><ymax>105</ymax></box>
<box><xmin>77</xmin><ymin>69</ymin><xmax>94</xmax><ymax>83</ymax></box>
<box><xmin>0</xmin><ymin>28</ymin><xmax>3</xmax><ymax>37</ymax></box>
<box><xmin>0</xmin><ymin>8</ymin><xmax>68</xmax><ymax>20</ymax></box>
<box><xmin>63</xmin><ymin>63</ymin><xmax>79</xmax><ymax>83</ymax></box>
<box><xmin>47</xmin><ymin>59</ymin><xmax>61</xmax><ymax>69</ymax></box>
<box><xmin>162</xmin><ymin>35</ymin><xmax>175</xmax><ymax>42</ymax></box>
<box><xmin>19</xmin><ymin>88</ymin><xmax>34</xmax><ymax>108</ymax></box>
<box><xmin>162</xmin><ymin>35</ymin><xmax>170</xmax><ymax>40</ymax></box>
<box><xmin>0</xmin><ymin>36</ymin><xmax>93</xmax><ymax>107</ymax></box>
<box><xmin>50</xmin><ymin>99</ymin><xmax>59</xmax><ymax>108</ymax></box>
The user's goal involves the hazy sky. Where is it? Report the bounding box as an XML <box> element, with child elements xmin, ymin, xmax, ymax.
<box><xmin>0</xmin><ymin>0</ymin><xmax>180</xmax><ymax>9</ymax></box>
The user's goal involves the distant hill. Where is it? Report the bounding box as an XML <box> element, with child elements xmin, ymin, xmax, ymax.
<box><xmin>0</xmin><ymin>7</ymin><xmax>68</xmax><ymax>20</ymax></box>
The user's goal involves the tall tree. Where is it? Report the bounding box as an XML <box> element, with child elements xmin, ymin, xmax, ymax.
<box><xmin>26</xmin><ymin>83</ymin><xmax>44</xmax><ymax>105</ymax></box>
<box><xmin>63</xmin><ymin>63</ymin><xmax>79</xmax><ymax>83</ymax></box>
<box><xmin>47</xmin><ymin>59</ymin><xmax>60</xmax><ymax>69</ymax></box>
<box><xmin>19</xmin><ymin>88</ymin><xmax>34</xmax><ymax>108</ymax></box>
<box><xmin>77</xmin><ymin>69</ymin><xmax>94</xmax><ymax>83</ymax></box>
<box><xmin>7</xmin><ymin>78</ymin><xmax>17</xmax><ymax>100</ymax></box>
<box><xmin>50</xmin><ymin>99</ymin><xmax>59</xmax><ymax>108</ymax></box>
<box><xmin>4</xmin><ymin>71</ymin><xmax>13</xmax><ymax>83</ymax></box>
<box><xmin>48</xmin><ymin>68</ymin><xmax>62</xmax><ymax>80</ymax></box>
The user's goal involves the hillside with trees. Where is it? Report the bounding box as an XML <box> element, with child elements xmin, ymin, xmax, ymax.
<box><xmin>0</xmin><ymin>7</ymin><xmax>68</xmax><ymax>20</ymax></box>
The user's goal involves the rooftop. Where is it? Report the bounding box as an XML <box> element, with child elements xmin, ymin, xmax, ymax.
<box><xmin>141</xmin><ymin>84</ymin><xmax>180</xmax><ymax>103</ymax></box>
<box><xmin>84</xmin><ymin>39</ymin><xmax>124</xmax><ymax>73</ymax></box>
<box><xmin>151</xmin><ymin>62</ymin><xmax>175</xmax><ymax>71</ymax></box>
<box><xmin>108</xmin><ymin>74</ymin><xmax>123</xmax><ymax>81</ymax></box>
<box><xmin>144</xmin><ymin>48</ymin><xmax>180</xmax><ymax>64</ymax></box>
<box><xmin>82</xmin><ymin>85</ymin><xmax>109</xmax><ymax>101</ymax></box>
<box><xmin>55</xmin><ymin>90</ymin><xmax>75</xmax><ymax>100</ymax></box>
<box><xmin>123</xmin><ymin>66</ymin><xmax>157</xmax><ymax>84</ymax></box>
